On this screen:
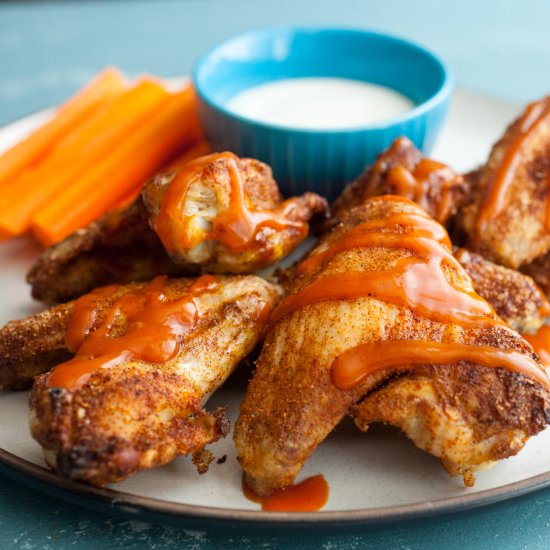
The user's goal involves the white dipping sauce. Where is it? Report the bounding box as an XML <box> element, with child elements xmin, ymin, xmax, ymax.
<box><xmin>227</xmin><ymin>77</ymin><xmax>414</xmax><ymax>130</ymax></box>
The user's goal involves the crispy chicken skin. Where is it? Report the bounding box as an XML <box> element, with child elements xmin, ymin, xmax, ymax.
<box><xmin>142</xmin><ymin>155</ymin><xmax>327</xmax><ymax>274</ymax></box>
<box><xmin>27</xmin><ymin>275</ymin><xmax>281</xmax><ymax>486</ymax></box>
<box><xmin>329</xmin><ymin>137</ymin><xmax>467</xmax><ymax>227</ymax></box>
<box><xmin>0</xmin><ymin>304</ymin><xmax>71</xmax><ymax>391</ymax></box>
<box><xmin>27</xmin><ymin>198</ymin><xmax>182</xmax><ymax>304</ymax></box>
<box><xmin>458</xmin><ymin>97</ymin><xmax>550</xmax><ymax>269</ymax></box>
<box><xmin>234</xmin><ymin>197</ymin><xmax>550</xmax><ymax>496</ymax></box>
<box><xmin>455</xmin><ymin>248</ymin><xmax>550</xmax><ymax>334</ymax></box>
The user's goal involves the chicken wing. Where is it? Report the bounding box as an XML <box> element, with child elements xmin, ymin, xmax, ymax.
<box><xmin>457</xmin><ymin>97</ymin><xmax>550</xmax><ymax>269</ymax></box>
<box><xmin>27</xmin><ymin>198</ymin><xmax>182</xmax><ymax>304</ymax></box>
<box><xmin>142</xmin><ymin>152</ymin><xmax>327</xmax><ymax>273</ymax></box>
<box><xmin>330</xmin><ymin>137</ymin><xmax>467</xmax><ymax>226</ymax></box>
<box><xmin>455</xmin><ymin>248</ymin><xmax>550</xmax><ymax>333</ymax></box>
<box><xmin>27</xmin><ymin>154</ymin><xmax>326</xmax><ymax>304</ymax></box>
<box><xmin>6</xmin><ymin>274</ymin><xmax>281</xmax><ymax>486</ymax></box>
<box><xmin>234</xmin><ymin>196</ymin><xmax>550</xmax><ymax>496</ymax></box>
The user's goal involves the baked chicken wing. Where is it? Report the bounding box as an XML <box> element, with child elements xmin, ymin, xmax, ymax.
<box><xmin>234</xmin><ymin>196</ymin><xmax>550</xmax><ymax>496</ymax></box>
<box><xmin>142</xmin><ymin>152</ymin><xmax>327</xmax><ymax>273</ymax></box>
<box><xmin>4</xmin><ymin>274</ymin><xmax>281</xmax><ymax>485</ymax></box>
<box><xmin>458</xmin><ymin>97</ymin><xmax>550</xmax><ymax>269</ymax></box>
<box><xmin>27</xmin><ymin>199</ymin><xmax>181</xmax><ymax>304</ymax></box>
<box><xmin>323</xmin><ymin>135</ymin><xmax>550</xmax><ymax>330</ymax></box>
<box><xmin>27</xmin><ymin>153</ymin><xmax>326</xmax><ymax>304</ymax></box>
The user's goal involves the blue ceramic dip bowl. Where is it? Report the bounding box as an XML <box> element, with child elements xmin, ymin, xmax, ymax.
<box><xmin>192</xmin><ymin>27</ymin><xmax>453</xmax><ymax>200</ymax></box>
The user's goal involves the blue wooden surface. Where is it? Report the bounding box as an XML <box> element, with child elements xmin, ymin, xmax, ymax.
<box><xmin>1</xmin><ymin>0</ymin><xmax>550</xmax><ymax>548</ymax></box>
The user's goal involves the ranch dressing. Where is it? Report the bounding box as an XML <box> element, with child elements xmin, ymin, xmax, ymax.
<box><xmin>227</xmin><ymin>77</ymin><xmax>414</xmax><ymax>130</ymax></box>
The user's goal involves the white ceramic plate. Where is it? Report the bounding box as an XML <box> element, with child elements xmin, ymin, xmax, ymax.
<box><xmin>2</xmin><ymin>90</ymin><xmax>548</xmax><ymax>529</ymax></box>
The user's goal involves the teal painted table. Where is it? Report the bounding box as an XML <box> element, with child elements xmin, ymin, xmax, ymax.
<box><xmin>1</xmin><ymin>1</ymin><xmax>550</xmax><ymax>547</ymax></box>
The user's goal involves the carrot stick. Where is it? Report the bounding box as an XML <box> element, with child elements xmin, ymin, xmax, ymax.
<box><xmin>32</xmin><ymin>87</ymin><xmax>202</xmax><ymax>245</ymax></box>
<box><xmin>47</xmin><ymin>78</ymin><xmax>168</xmax><ymax>163</ymax></box>
<box><xmin>0</xmin><ymin>79</ymin><xmax>169</xmax><ymax>238</ymax></box>
<box><xmin>168</xmin><ymin>140</ymin><xmax>212</xmax><ymax>169</ymax></box>
<box><xmin>0</xmin><ymin>68</ymin><xmax>126</xmax><ymax>186</ymax></box>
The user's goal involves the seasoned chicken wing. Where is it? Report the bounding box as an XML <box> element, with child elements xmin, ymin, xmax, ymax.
<box><xmin>7</xmin><ymin>275</ymin><xmax>281</xmax><ymax>486</ymax></box>
<box><xmin>330</xmin><ymin>137</ymin><xmax>467</xmax><ymax>226</ymax></box>
<box><xmin>142</xmin><ymin>152</ymin><xmax>327</xmax><ymax>274</ymax></box>
<box><xmin>455</xmin><ymin>248</ymin><xmax>550</xmax><ymax>333</ymax></box>
<box><xmin>27</xmin><ymin>198</ymin><xmax>182</xmax><ymax>304</ymax></box>
<box><xmin>234</xmin><ymin>196</ymin><xmax>550</xmax><ymax>497</ymax></box>
<box><xmin>458</xmin><ymin>97</ymin><xmax>550</xmax><ymax>269</ymax></box>
<box><xmin>27</xmin><ymin>153</ymin><xmax>326</xmax><ymax>304</ymax></box>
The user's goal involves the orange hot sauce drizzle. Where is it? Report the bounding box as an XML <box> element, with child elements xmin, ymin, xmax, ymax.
<box><xmin>523</xmin><ymin>325</ymin><xmax>550</xmax><ymax>370</ymax></box>
<box><xmin>268</xmin><ymin>196</ymin><xmax>550</xmax><ymax>391</ymax></box>
<box><xmin>273</xmin><ymin>209</ymin><xmax>496</xmax><ymax>329</ymax></box>
<box><xmin>243</xmin><ymin>475</ymin><xmax>329</xmax><ymax>512</ymax></box>
<box><xmin>47</xmin><ymin>275</ymin><xmax>218</xmax><ymax>391</ymax></box>
<box><xmin>296</xmin><ymin>211</ymin><xmax>451</xmax><ymax>275</ymax></box>
<box><xmin>475</xmin><ymin>99</ymin><xmax>550</xmax><ymax>235</ymax></box>
<box><xmin>64</xmin><ymin>284</ymin><xmax>121</xmax><ymax>351</ymax></box>
<box><xmin>386</xmin><ymin>158</ymin><xmax>459</xmax><ymax>223</ymax></box>
<box><xmin>154</xmin><ymin>152</ymin><xmax>308</xmax><ymax>254</ymax></box>
<box><xmin>332</xmin><ymin>341</ymin><xmax>550</xmax><ymax>391</ymax></box>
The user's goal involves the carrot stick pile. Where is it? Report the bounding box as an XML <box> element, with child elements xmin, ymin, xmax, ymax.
<box><xmin>0</xmin><ymin>68</ymin><xmax>205</xmax><ymax>245</ymax></box>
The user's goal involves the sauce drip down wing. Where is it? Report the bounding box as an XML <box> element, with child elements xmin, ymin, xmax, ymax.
<box><xmin>330</xmin><ymin>137</ymin><xmax>466</xmax><ymax>226</ymax></box>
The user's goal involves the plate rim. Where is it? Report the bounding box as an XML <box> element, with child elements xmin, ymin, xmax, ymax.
<box><xmin>3</xmin><ymin>90</ymin><xmax>549</xmax><ymax>530</ymax></box>
<box><xmin>2</xmin><ymin>445</ymin><xmax>550</xmax><ymax>529</ymax></box>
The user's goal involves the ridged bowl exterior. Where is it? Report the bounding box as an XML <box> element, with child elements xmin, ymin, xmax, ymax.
<box><xmin>193</xmin><ymin>27</ymin><xmax>453</xmax><ymax>200</ymax></box>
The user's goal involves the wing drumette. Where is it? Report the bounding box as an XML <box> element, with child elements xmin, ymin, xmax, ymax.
<box><xmin>142</xmin><ymin>152</ymin><xmax>327</xmax><ymax>274</ymax></box>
